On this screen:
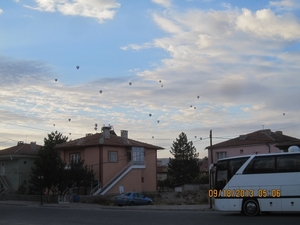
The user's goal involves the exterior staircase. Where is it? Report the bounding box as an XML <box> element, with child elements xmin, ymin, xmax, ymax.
<box><xmin>93</xmin><ymin>161</ymin><xmax>145</xmax><ymax>195</ymax></box>
<box><xmin>0</xmin><ymin>175</ymin><xmax>11</xmax><ymax>195</ymax></box>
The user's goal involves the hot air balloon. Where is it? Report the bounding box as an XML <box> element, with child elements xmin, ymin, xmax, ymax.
<box><xmin>53</xmin><ymin>124</ymin><xmax>55</xmax><ymax>126</ymax></box>
<box><xmin>76</xmin><ymin>66</ymin><xmax>80</xmax><ymax>70</ymax></box>
<box><xmin>159</xmin><ymin>80</ymin><xmax>161</xmax><ymax>83</ymax></box>
<box><xmin>197</xmin><ymin>95</ymin><xmax>200</xmax><ymax>99</ymax></box>
<box><xmin>190</xmin><ymin>105</ymin><xmax>193</xmax><ymax>108</ymax></box>
<box><xmin>194</xmin><ymin>107</ymin><xmax>196</xmax><ymax>109</ymax></box>
<box><xmin>283</xmin><ymin>113</ymin><xmax>285</xmax><ymax>116</ymax></box>
<box><xmin>69</xmin><ymin>133</ymin><xmax>72</xmax><ymax>135</ymax></box>
<box><xmin>149</xmin><ymin>113</ymin><xmax>152</xmax><ymax>117</ymax></box>
<box><xmin>129</xmin><ymin>82</ymin><xmax>132</xmax><ymax>85</ymax></box>
<box><xmin>55</xmin><ymin>79</ymin><xmax>57</xmax><ymax>82</ymax></box>
<box><xmin>99</xmin><ymin>90</ymin><xmax>102</xmax><ymax>94</ymax></box>
<box><xmin>157</xmin><ymin>120</ymin><xmax>160</xmax><ymax>123</ymax></box>
<box><xmin>68</xmin><ymin>118</ymin><xmax>71</xmax><ymax>122</ymax></box>
<box><xmin>161</xmin><ymin>84</ymin><xmax>163</xmax><ymax>87</ymax></box>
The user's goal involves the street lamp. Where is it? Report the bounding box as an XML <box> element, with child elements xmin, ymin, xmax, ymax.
<box><xmin>37</xmin><ymin>175</ymin><xmax>44</xmax><ymax>205</ymax></box>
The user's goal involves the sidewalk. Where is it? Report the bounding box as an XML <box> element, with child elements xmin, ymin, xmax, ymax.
<box><xmin>0</xmin><ymin>200</ymin><xmax>215</xmax><ymax>211</ymax></box>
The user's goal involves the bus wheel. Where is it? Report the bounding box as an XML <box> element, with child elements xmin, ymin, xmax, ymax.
<box><xmin>243</xmin><ymin>199</ymin><xmax>260</xmax><ymax>216</ymax></box>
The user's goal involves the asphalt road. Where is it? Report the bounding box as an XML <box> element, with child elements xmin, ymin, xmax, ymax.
<box><xmin>0</xmin><ymin>205</ymin><xmax>299</xmax><ymax>225</ymax></box>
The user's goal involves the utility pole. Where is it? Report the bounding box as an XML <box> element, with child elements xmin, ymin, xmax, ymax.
<box><xmin>209</xmin><ymin>130</ymin><xmax>213</xmax><ymax>209</ymax></box>
<box><xmin>210</xmin><ymin>130</ymin><xmax>213</xmax><ymax>165</ymax></box>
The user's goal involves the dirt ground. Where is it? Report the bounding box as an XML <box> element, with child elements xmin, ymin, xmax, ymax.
<box><xmin>148</xmin><ymin>190</ymin><xmax>209</xmax><ymax>205</ymax></box>
<box><xmin>87</xmin><ymin>189</ymin><xmax>209</xmax><ymax>206</ymax></box>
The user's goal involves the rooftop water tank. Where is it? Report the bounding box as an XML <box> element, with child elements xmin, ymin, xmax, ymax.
<box><xmin>288</xmin><ymin>146</ymin><xmax>300</xmax><ymax>152</ymax></box>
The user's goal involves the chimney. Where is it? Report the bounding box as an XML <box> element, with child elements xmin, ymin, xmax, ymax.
<box><xmin>30</xmin><ymin>142</ymin><xmax>36</xmax><ymax>151</ymax></box>
<box><xmin>17</xmin><ymin>141</ymin><xmax>24</xmax><ymax>146</ymax></box>
<box><xmin>102</xmin><ymin>125</ymin><xmax>111</xmax><ymax>138</ymax></box>
<box><xmin>261</xmin><ymin>129</ymin><xmax>271</xmax><ymax>135</ymax></box>
<box><xmin>121</xmin><ymin>130</ymin><xmax>128</xmax><ymax>139</ymax></box>
<box><xmin>275</xmin><ymin>131</ymin><xmax>283</xmax><ymax>135</ymax></box>
<box><xmin>239</xmin><ymin>135</ymin><xmax>247</xmax><ymax>140</ymax></box>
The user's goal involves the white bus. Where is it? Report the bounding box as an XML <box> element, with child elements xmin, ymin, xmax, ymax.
<box><xmin>209</xmin><ymin>150</ymin><xmax>300</xmax><ymax>216</ymax></box>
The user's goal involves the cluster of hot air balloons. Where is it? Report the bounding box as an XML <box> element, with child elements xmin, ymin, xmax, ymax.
<box><xmin>54</xmin><ymin>66</ymin><xmax>80</xmax><ymax>82</ymax></box>
<box><xmin>149</xmin><ymin>113</ymin><xmax>160</xmax><ymax>123</ymax></box>
<box><xmin>159</xmin><ymin>80</ymin><xmax>163</xmax><ymax>87</ymax></box>
<box><xmin>188</xmin><ymin>96</ymin><xmax>200</xmax><ymax>109</ymax></box>
<box><xmin>51</xmin><ymin>64</ymin><xmax>205</xmax><ymax>140</ymax></box>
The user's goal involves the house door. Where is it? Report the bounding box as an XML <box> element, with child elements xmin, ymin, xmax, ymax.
<box><xmin>1</xmin><ymin>162</ymin><xmax>5</xmax><ymax>175</ymax></box>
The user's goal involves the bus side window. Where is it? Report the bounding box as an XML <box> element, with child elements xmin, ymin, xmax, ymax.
<box><xmin>276</xmin><ymin>154</ymin><xmax>300</xmax><ymax>172</ymax></box>
<box><xmin>243</xmin><ymin>156</ymin><xmax>275</xmax><ymax>174</ymax></box>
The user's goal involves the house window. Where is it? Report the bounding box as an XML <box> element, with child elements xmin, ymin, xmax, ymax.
<box><xmin>240</xmin><ymin>149</ymin><xmax>243</xmax><ymax>154</ymax></box>
<box><xmin>108</xmin><ymin>151</ymin><xmax>118</xmax><ymax>163</ymax></box>
<box><xmin>70</xmin><ymin>153</ymin><xmax>80</xmax><ymax>163</ymax></box>
<box><xmin>132</xmin><ymin>147</ymin><xmax>144</xmax><ymax>165</ymax></box>
<box><xmin>216</xmin><ymin>152</ymin><xmax>227</xmax><ymax>160</ymax></box>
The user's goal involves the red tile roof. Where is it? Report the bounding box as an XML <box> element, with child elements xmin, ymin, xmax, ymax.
<box><xmin>55</xmin><ymin>132</ymin><xmax>164</xmax><ymax>150</ymax></box>
<box><xmin>206</xmin><ymin>129</ymin><xmax>300</xmax><ymax>150</ymax></box>
<box><xmin>0</xmin><ymin>142</ymin><xmax>41</xmax><ymax>156</ymax></box>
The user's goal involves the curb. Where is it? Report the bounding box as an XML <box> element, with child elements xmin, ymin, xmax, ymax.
<box><xmin>0</xmin><ymin>201</ymin><xmax>215</xmax><ymax>211</ymax></box>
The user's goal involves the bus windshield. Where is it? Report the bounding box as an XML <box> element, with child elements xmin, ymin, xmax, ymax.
<box><xmin>215</xmin><ymin>157</ymin><xmax>249</xmax><ymax>190</ymax></box>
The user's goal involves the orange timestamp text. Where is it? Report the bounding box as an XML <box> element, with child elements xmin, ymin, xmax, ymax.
<box><xmin>208</xmin><ymin>189</ymin><xmax>281</xmax><ymax>198</ymax></box>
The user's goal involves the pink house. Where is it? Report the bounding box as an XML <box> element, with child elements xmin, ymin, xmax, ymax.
<box><xmin>55</xmin><ymin>126</ymin><xmax>164</xmax><ymax>195</ymax></box>
<box><xmin>206</xmin><ymin>129</ymin><xmax>300</xmax><ymax>165</ymax></box>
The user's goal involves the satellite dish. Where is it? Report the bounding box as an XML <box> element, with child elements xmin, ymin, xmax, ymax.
<box><xmin>288</xmin><ymin>146</ymin><xmax>300</xmax><ymax>152</ymax></box>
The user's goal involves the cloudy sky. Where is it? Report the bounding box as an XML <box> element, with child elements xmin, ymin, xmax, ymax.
<box><xmin>1</xmin><ymin>0</ymin><xmax>300</xmax><ymax>158</ymax></box>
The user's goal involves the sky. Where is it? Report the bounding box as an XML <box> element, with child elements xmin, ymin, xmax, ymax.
<box><xmin>1</xmin><ymin>0</ymin><xmax>300</xmax><ymax>159</ymax></box>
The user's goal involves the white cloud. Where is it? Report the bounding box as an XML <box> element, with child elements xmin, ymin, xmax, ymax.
<box><xmin>0</xmin><ymin>9</ymin><xmax>3</xmax><ymax>14</ymax></box>
<box><xmin>25</xmin><ymin>0</ymin><xmax>120</xmax><ymax>23</ymax></box>
<box><xmin>153</xmin><ymin>13</ymin><xmax>183</xmax><ymax>33</ymax></box>
<box><xmin>236</xmin><ymin>8</ymin><xmax>300</xmax><ymax>40</ymax></box>
<box><xmin>134</xmin><ymin>7</ymin><xmax>300</xmax><ymax>124</ymax></box>
<box><xmin>269</xmin><ymin>0</ymin><xmax>300</xmax><ymax>9</ymax></box>
<box><xmin>152</xmin><ymin>0</ymin><xmax>172</xmax><ymax>8</ymax></box>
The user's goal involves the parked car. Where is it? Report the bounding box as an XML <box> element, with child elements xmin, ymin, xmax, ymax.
<box><xmin>114</xmin><ymin>192</ymin><xmax>153</xmax><ymax>206</ymax></box>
